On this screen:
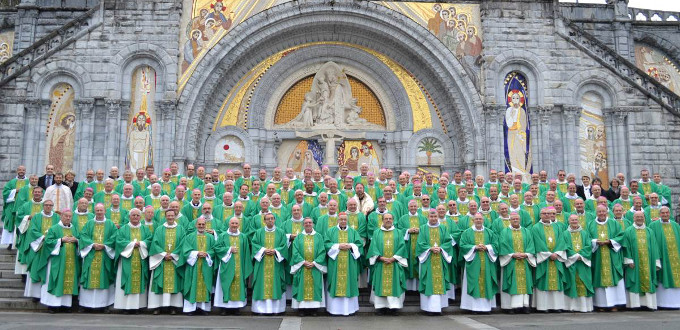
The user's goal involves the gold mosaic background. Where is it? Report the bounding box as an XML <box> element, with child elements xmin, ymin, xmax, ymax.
<box><xmin>274</xmin><ymin>75</ymin><xmax>386</xmax><ymax>126</ymax></box>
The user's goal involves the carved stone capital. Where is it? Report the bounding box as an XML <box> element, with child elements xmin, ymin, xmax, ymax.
<box><xmin>482</xmin><ymin>104</ymin><xmax>500</xmax><ymax>118</ymax></box>
<box><xmin>563</xmin><ymin>106</ymin><xmax>582</xmax><ymax>122</ymax></box>
<box><xmin>23</xmin><ymin>99</ymin><xmax>42</xmax><ymax>118</ymax></box>
<box><xmin>105</xmin><ymin>99</ymin><xmax>121</xmax><ymax>115</ymax></box>
<box><xmin>74</xmin><ymin>99</ymin><xmax>95</xmax><ymax>116</ymax></box>
<box><xmin>158</xmin><ymin>100</ymin><xmax>177</xmax><ymax>120</ymax></box>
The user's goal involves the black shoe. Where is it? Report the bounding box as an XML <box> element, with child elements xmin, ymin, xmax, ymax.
<box><xmin>153</xmin><ymin>309</ymin><xmax>160</xmax><ymax>315</ymax></box>
<box><xmin>375</xmin><ymin>308</ymin><xmax>385</xmax><ymax>316</ymax></box>
<box><xmin>47</xmin><ymin>307</ymin><xmax>57</xmax><ymax>314</ymax></box>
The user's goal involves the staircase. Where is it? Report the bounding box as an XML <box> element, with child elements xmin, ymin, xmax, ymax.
<box><xmin>556</xmin><ymin>14</ymin><xmax>680</xmax><ymax>117</ymax></box>
<box><xmin>0</xmin><ymin>1</ymin><xmax>104</xmax><ymax>88</ymax></box>
<box><xmin>0</xmin><ymin>247</ymin><xmax>45</xmax><ymax>311</ymax></box>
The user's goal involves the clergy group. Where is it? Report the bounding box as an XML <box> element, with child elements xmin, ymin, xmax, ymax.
<box><xmin>1</xmin><ymin>162</ymin><xmax>679</xmax><ymax>316</ymax></box>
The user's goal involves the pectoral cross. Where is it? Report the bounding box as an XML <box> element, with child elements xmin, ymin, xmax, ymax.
<box><xmin>434</xmin><ymin>242</ymin><xmax>438</xmax><ymax>248</ymax></box>
<box><xmin>575</xmin><ymin>243</ymin><xmax>580</xmax><ymax>250</ymax></box>
<box><xmin>168</xmin><ymin>243</ymin><xmax>172</xmax><ymax>251</ymax></box>
<box><xmin>600</xmin><ymin>232</ymin><xmax>606</xmax><ymax>239</ymax></box>
<box><xmin>385</xmin><ymin>239</ymin><xmax>392</xmax><ymax>249</ymax></box>
<box><xmin>548</xmin><ymin>237</ymin><xmax>553</xmax><ymax>243</ymax></box>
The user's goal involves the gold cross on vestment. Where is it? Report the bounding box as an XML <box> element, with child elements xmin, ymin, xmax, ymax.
<box><xmin>548</xmin><ymin>237</ymin><xmax>553</xmax><ymax>243</ymax></box>
<box><xmin>575</xmin><ymin>244</ymin><xmax>580</xmax><ymax>250</ymax></box>
<box><xmin>306</xmin><ymin>244</ymin><xmax>314</xmax><ymax>254</ymax></box>
<box><xmin>385</xmin><ymin>239</ymin><xmax>392</xmax><ymax>249</ymax></box>
<box><xmin>601</xmin><ymin>232</ymin><xmax>606</xmax><ymax>239</ymax></box>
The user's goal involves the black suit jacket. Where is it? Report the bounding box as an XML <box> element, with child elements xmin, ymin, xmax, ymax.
<box><xmin>38</xmin><ymin>174</ymin><xmax>54</xmax><ymax>190</ymax></box>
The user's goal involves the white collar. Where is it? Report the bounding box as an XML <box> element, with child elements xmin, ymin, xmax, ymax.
<box><xmin>427</xmin><ymin>222</ymin><xmax>440</xmax><ymax>228</ymax></box>
<box><xmin>302</xmin><ymin>229</ymin><xmax>317</xmax><ymax>236</ymax></box>
<box><xmin>41</xmin><ymin>211</ymin><xmax>54</xmax><ymax>217</ymax></box>
<box><xmin>128</xmin><ymin>222</ymin><xmax>141</xmax><ymax>228</ymax></box>
<box><xmin>568</xmin><ymin>226</ymin><xmax>582</xmax><ymax>233</ymax></box>
<box><xmin>227</xmin><ymin>229</ymin><xmax>240</xmax><ymax>236</ymax></box>
<box><xmin>633</xmin><ymin>223</ymin><xmax>646</xmax><ymax>229</ymax></box>
<box><xmin>472</xmin><ymin>225</ymin><xmax>485</xmax><ymax>232</ymax></box>
<box><xmin>59</xmin><ymin>221</ymin><xmax>71</xmax><ymax>228</ymax></box>
<box><xmin>595</xmin><ymin>217</ymin><xmax>609</xmax><ymax>225</ymax></box>
<box><xmin>164</xmin><ymin>222</ymin><xmax>178</xmax><ymax>228</ymax></box>
<box><xmin>380</xmin><ymin>226</ymin><xmax>395</xmax><ymax>232</ymax></box>
<box><xmin>290</xmin><ymin>217</ymin><xmax>303</xmax><ymax>222</ymax></box>
<box><xmin>265</xmin><ymin>226</ymin><xmax>276</xmax><ymax>232</ymax></box>
<box><xmin>94</xmin><ymin>217</ymin><xmax>106</xmax><ymax>223</ymax></box>
<box><xmin>336</xmin><ymin>225</ymin><xmax>348</xmax><ymax>231</ymax></box>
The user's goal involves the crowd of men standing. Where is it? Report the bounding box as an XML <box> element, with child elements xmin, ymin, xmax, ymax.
<box><xmin>1</xmin><ymin>162</ymin><xmax>679</xmax><ymax>316</ymax></box>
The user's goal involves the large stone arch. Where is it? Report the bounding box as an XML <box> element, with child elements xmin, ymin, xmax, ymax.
<box><xmin>633</xmin><ymin>31</ymin><xmax>680</xmax><ymax>65</ymax></box>
<box><xmin>29</xmin><ymin>59</ymin><xmax>89</xmax><ymax>99</ymax></box>
<box><xmin>111</xmin><ymin>43</ymin><xmax>177</xmax><ymax>99</ymax></box>
<box><xmin>565</xmin><ymin>69</ymin><xmax>626</xmax><ymax>108</ymax></box>
<box><xmin>486</xmin><ymin>49</ymin><xmax>549</xmax><ymax>106</ymax></box>
<box><xmin>176</xmin><ymin>0</ymin><xmax>484</xmax><ymax>169</ymax></box>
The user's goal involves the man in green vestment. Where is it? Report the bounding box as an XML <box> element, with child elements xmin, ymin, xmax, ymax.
<box><xmin>148</xmin><ymin>209</ymin><xmax>186</xmax><ymax>314</ymax></box>
<box><xmin>92</xmin><ymin>179</ymin><xmax>119</xmax><ymax>210</ymax></box>
<box><xmin>113</xmin><ymin>208</ymin><xmax>152</xmax><ymax>312</ymax></box>
<box><xmin>398</xmin><ymin>200</ymin><xmax>427</xmax><ymax>291</ymax></box>
<box><xmin>563</xmin><ymin>214</ymin><xmax>594</xmax><ymax>312</ymax></box>
<box><xmin>588</xmin><ymin>205</ymin><xmax>625</xmax><ymax>311</ymax></box>
<box><xmin>459</xmin><ymin>213</ymin><xmax>497</xmax><ymax>313</ymax></box>
<box><xmin>498</xmin><ymin>212</ymin><xmax>535</xmax><ymax>312</ymax></box>
<box><xmin>15</xmin><ymin>186</ymin><xmax>44</xmax><ymax>276</ymax></box>
<box><xmin>214</xmin><ymin>217</ymin><xmax>252</xmax><ymax>314</ymax></box>
<box><xmin>324</xmin><ymin>213</ymin><xmax>363</xmax><ymax>316</ymax></box>
<box><xmin>24</xmin><ymin>199</ymin><xmax>60</xmax><ymax>299</ymax></box>
<box><xmin>648</xmin><ymin>206</ymin><xmax>680</xmax><ymax>308</ymax></box>
<box><xmin>2</xmin><ymin>165</ymin><xmax>28</xmax><ymax>248</ymax></box>
<box><xmin>78</xmin><ymin>203</ymin><xmax>116</xmax><ymax>311</ymax></box>
<box><xmin>39</xmin><ymin>209</ymin><xmax>79</xmax><ymax>312</ymax></box>
<box><xmin>251</xmin><ymin>213</ymin><xmax>288</xmax><ymax>314</ymax></box>
<box><xmin>368</xmin><ymin>213</ymin><xmax>407</xmax><ymax>314</ymax></box>
<box><xmin>531</xmin><ymin>208</ymin><xmax>568</xmax><ymax>311</ymax></box>
<box><xmin>623</xmin><ymin>211</ymin><xmax>660</xmax><ymax>310</ymax></box>
<box><xmin>106</xmin><ymin>194</ymin><xmax>129</xmax><ymax>229</ymax></box>
<box><xmin>290</xmin><ymin>217</ymin><xmax>327</xmax><ymax>315</ymax></box>
<box><xmin>180</xmin><ymin>217</ymin><xmax>216</xmax><ymax>314</ymax></box>
<box><xmin>652</xmin><ymin>173</ymin><xmax>672</xmax><ymax>210</ymax></box>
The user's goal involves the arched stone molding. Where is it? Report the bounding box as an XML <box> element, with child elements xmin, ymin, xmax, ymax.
<box><xmin>252</xmin><ymin>44</ymin><xmax>406</xmax><ymax>132</ymax></box>
<box><xmin>30</xmin><ymin>60</ymin><xmax>89</xmax><ymax>99</ymax></box>
<box><xmin>567</xmin><ymin>70</ymin><xmax>623</xmax><ymax>108</ymax></box>
<box><xmin>203</xmin><ymin>126</ymin><xmax>256</xmax><ymax>168</ymax></box>
<box><xmin>176</xmin><ymin>0</ymin><xmax>484</xmax><ymax>171</ymax></box>
<box><xmin>633</xmin><ymin>32</ymin><xmax>680</xmax><ymax>64</ymax></box>
<box><xmin>111</xmin><ymin>43</ymin><xmax>177</xmax><ymax>99</ymax></box>
<box><xmin>404</xmin><ymin>129</ymin><xmax>457</xmax><ymax>169</ymax></box>
<box><xmin>486</xmin><ymin>49</ymin><xmax>548</xmax><ymax>106</ymax></box>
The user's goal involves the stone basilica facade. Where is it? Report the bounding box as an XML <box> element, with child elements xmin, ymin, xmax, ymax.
<box><xmin>0</xmin><ymin>0</ymin><xmax>679</xmax><ymax>206</ymax></box>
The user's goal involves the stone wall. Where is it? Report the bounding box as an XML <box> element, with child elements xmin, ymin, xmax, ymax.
<box><xmin>0</xmin><ymin>0</ymin><xmax>679</xmax><ymax>210</ymax></box>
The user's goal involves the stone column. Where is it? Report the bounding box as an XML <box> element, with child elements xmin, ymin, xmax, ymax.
<box><xmin>613</xmin><ymin>108</ymin><xmax>630</xmax><ymax>179</ymax></box>
<box><xmin>602</xmin><ymin>107</ymin><xmax>616</xmax><ymax>182</ymax></box>
<box><xmin>117</xmin><ymin>101</ymin><xmax>131</xmax><ymax>168</ymax></box>
<box><xmin>36</xmin><ymin>99</ymin><xmax>51</xmax><ymax>171</ymax></box>
<box><xmin>563</xmin><ymin>106</ymin><xmax>582</xmax><ymax>175</ymax></box>
<box><xmin>158</xmin><ymin>100</ymin><xmax>177</xmax><ymax>169</ymax></box>
<box><xmin>528</xmin><ymin>106</ymin><xmax>541</xmax><ymax>171</ymax></box>
<box><xmin>105</xmin><ymin>99</ymin><xmax>122</xmax><ymax>168</ymax></box>
<box><xmin>482</xmin><ymin>105</ymin><xmax>501</xmax><ymax>172</ymax></box>
<box><xmin>22</xmin><ymin>100</ymin><xmax>41</xmax><ymax>173</ymax></box>
<box><xmin>538</xmin><ymin>106</ymin><xmax>553</xmax><ymax>174</ymax></box>
<box><xmin>75</xmin><ymin>99</ymin><xmax>95</xmax><ymax>177</ymax></box>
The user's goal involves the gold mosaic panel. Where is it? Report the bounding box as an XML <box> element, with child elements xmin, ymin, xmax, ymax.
<box><xmin>274</xmin><ymin>75</ymin><xmax>386</xmax><ymax>126</ymax></box>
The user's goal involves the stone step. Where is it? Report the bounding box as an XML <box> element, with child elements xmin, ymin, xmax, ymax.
<box><xmin>0</xmin><ymin>247</ymin><xmax>17</xmax><ymax>256</ymax></box>
<box><xmin>0</xmin><ymin>269</ymin><xmax>21</xmax><ymax>279</ymax></box>
<box><xmin>0</xmin><ymin>262</ymin><xmax>14</xmax><ymax>270</ymax></box>
<box><xmin>0</xmin><ymin>278</ymin><xmax>25</xmax><ymax>289</ymax></box>
<box><xmin>0</xmin><ymin>288</ymin><xmax>25</xmax><ymax>298</ymax></box>
<box><xmin>0</xmin><ymin>254</ymin><xmax>15</xmax><ymax>262</ymax></box>
<box><xmin>0</xmin><ymin>297</ymin><xmax>46</xmax><ymax>311</ymax></box>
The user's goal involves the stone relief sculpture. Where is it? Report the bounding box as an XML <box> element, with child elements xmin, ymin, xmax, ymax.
<box><xmin>285</xmin><ymin>61</ymin><xmax>379</xmax><ymax>130</ymax></box>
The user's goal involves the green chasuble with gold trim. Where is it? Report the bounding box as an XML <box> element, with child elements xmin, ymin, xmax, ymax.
<box><xmin>648</xmin><ymin>220</ymin><xmax>680</xmax><ymax>289</ymax></box>
<box><xmin>42</xmin><ymin>223</ymin><xmax>80</xmax><ymax>297</ymax></box>
<box><xmin>416</xmin><ymin>223</ymin><xmax>453</xmax><ymax>296</ymax></box>
<box><xmin>498</xmin><ymin>226</ymin><xmax>535</xmax><ymax>295</ymax></box>
<box><xmin>324</xmin><ymin>226</ymin><xmax>363</xmax><ymax>298</ymax></box>
<box><xmin>290</xmin><ymin>231</ymin><xmax>327</xmax><ymax>302</ymax></box>
<box><xmin>531</xmin><ymin>222</ymin><xmax>567</xmax><ymax>291</ymax></box>
<box><xmin>397</xmin><ymin>213</ymin><xmax>427</xmax><ymax>280</ymax></box>
<box><xmin>26</xmin><ymin>212</ymin><xmax>60</xmax><ymax>283</ymax></box>
<box><xmin>623</xmin><ymin>225</ymin><xmax>660</xmax><ymax>294</ymax></box>
<box><xmin>180</xmin><ymin>232</ymin><xmax>216</xmax><ymax>303</ymax></box>
<box><xmin>459</xmin><ymin>227</ymin><xmax>498</xmax><ymax>299</ymax></box>
<box><xmin>251</xmin><ymin>227</ymin><xmax>288</xmax><ymax>301</ymax></box>
<box><xmin>79</xmin><ymin>219</ymin><xmax>117</xmax><ymax>289</ymax></box>
<box><xmin>149</xmin><ymin>224</ymin><xmax>186</xmax><ymax>294</ymax></box>
<box><xmin>214</xmin><ymin>230</ymin><xmax>252</xmax><ymax>303</ymax></box>
<box><xmin>16</xmin><ymin>200</ymin><xmax>44</xmax><ymax>266</ymax></box>
<box><xmin>563</xmin><ymin>227</ymin><xmax>594</xmax><ymax>298</ymax></box>
<box><xmin>587</xmin><ymin>218</ymin><xmax>624</xmax><ymax>288</ymax></box>
<box><xmin>368</xmin><ymin>228</ymin><xmax>407</xmax><ymax>297</ymax></box>
<box><xmin>115</xmin><ymin>223</ymin><xmax>152</xmax><ymax>295</ymax></box>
